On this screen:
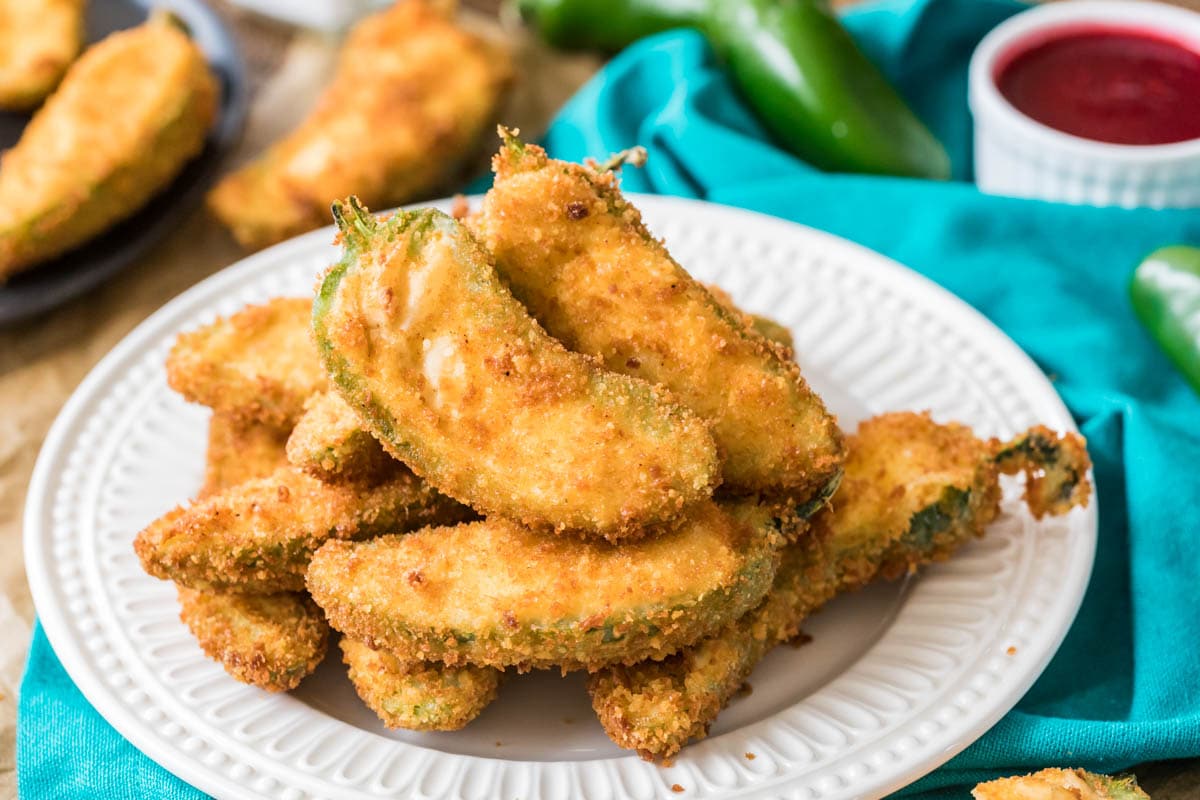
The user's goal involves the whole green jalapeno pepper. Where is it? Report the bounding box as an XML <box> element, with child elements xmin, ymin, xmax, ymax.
<box><xmin>704</xmin><ymin>0</ymin><xmax>950</xmax><ymax>179</ymax></box>
<box><xmin>517</xmin><ymin>0</ymin><xmax>706</xmax><ymax>50</ymax></box>
<box><xmin>1131</xmin><ymin>245</ymin><xmax>1200</xmax><ymax>398</ymax></box>
<box><xmin>518</xmin><ymin>0</ymin><xmax>950</xmax><ymax>180</ymax></box>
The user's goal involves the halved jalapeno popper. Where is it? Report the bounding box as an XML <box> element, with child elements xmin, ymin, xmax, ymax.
<box><xmin>285</xmin><ymin>283</ymin><xmax>797</xmax><ymax>486</ymax></box>
<box><xmin>167</xmin><ymin>298</ymin><xmax>327</xmax><ymax>431</ymax></box>
<box><xmin>472</xmin><ymin>131</ymin><xmax>844</xmax><ymax>510</ymax></box>
<box><xmin>588</xmin><ymin>412</ymin><xmax>1092</xmax><ymax>761</ymax></box>
<box><xmin>286</xmin><ymin>391</ymin><xmax>395</xmax><ymax>484</ymax></box>
<box><xmin>0</xmin><ymin>0</ymin><xmax>84</xmax><ymax>110</ymax></box>
<box><xmin>340</xmin><ymin>638</ymin><xmax>502</xmax><ymax>731</ymax></box>
<box><xmin>176</xmin><ymin>587</ymin><xmax>329</xmax><ymax>693</ymax></box>
<box><xmin>306</xmin><ymin>500</ymin><xmax>788</xmax><ymax>672</ymax></box>
<box><xmin>313</xmin><ymin>202</ymin><xmax>720</xmax><ymax>540</ymax></box>
<box><xmin>135</xmin><ymin>465</ymin><xmax>470</xmax><ymax>594</ymax></box>
<box><xmin>206</xmin><ymin>0</ymin><xmax>512</xmax><ymax>251</ymax></box>
<box><xmin>973</xmin><ymin>768</ymin><xmax>1148</xmax><ymax>800</ymax></box>
<box><xmin>0</xmin><ymin>12</ymin><xmax>217</xmax><ymax>280</ymax></box>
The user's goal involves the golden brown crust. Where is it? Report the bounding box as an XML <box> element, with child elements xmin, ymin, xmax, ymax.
<box><xmin>0</xmin><ymin>0</ymin><xmax>83</xmax><ymax>110</ymax></box>
<box><xmin>588</xmin><ymin>532</ymin><xmax>831</xmax><ymax>760</ymax></box>
<box><xmin>306</xmin><ymin>501</ymin><xmax>784</xmax><ymax>672</ymax></box>
<box><xmin>473</xmin><ymin>133</ymin><xmax>844</xmax><ymax>504</ymax></box>
<box><xmin>340</xmin><ymin>638</ymin><xmax>500</xmax><ymax>730</ymax></box>
<box><xmin>0</xmin><ymin>13</ymin><xmax>216</xmax><ymax>278</ymax></box>
<box><xmin>201</xmin><ymin>413</ymin><xmax>290</xmax><ymax>496</ymax></box>
<box><xmin>315</xmin><ymin>206</ymin><xmax>720</xmax><ymax>541</ymax></box>
<box><xmin>177</xmin><ymin>587</ymin><xmax>328</xmax><ymax>692</ymax></box>
<box><xmin>136</xmin><ymin>465</ymin><xmax>470</xmax><ymax>593</ymax></box>
<box><xmin>166</xmin><ymin>298</ymin><xmax>326</xmax><ymax>430</ymax></box>
<box><xmin>993</xmin><ymin>425</ymin><xmax>1093</xmax><ymax>519</ymax></box>
<box><xmin>588</xmin><ymin>412</ymin><xmax>1093</xmax><ymax>761</ymax></box>
<box><xmin>973</xmin><ymin>769</ymin><xmax>1149</xmax><ymax>800</ymax></box>
<box><xmin>826</xmin><ymin>411</ymin><xmax>1002</xmax><ymax>581</ymax></box>
<box><xmin>206</xmin><ymin>0</ymin><xmax>513</xmax><ymax>250</ymax></box>
<box><xmin>702</xmin><ymin>283</ymin><xmax>795</xmax><ymax>357</ymax></box>
<box><xmin>285</xmin><ymin>391</ymin><xmax>394</xmax><ymax>484</ymax></box>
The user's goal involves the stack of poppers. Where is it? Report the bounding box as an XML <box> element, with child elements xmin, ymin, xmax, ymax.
<box><xmin>134</xmin><ymin>132</ymin><xmax>1093</xmax><ymax>760</ymax></box>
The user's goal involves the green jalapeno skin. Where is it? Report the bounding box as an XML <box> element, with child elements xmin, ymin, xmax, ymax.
<box><xmin>520</xmin><ymin>0</ymin><xmax>949</xmax><ymax>179</ymax></box>
<box><xmin>517</xmin><ymin>0</ymin><xmax>706</xmax><ymax>50</ymax></box>
<box><xmin>1131</xmin><ymin>245</ymin><xmax>1200</xmax><ymax>398</ymax></box>
<box><xmin>704</xmin><ymin>0</ymin><xmax>950</xmax><ymax>179</ymax></box>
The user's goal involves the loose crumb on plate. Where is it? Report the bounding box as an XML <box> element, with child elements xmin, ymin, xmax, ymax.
<box><xmin>1007</xmin><ymin>646</ymin><xmax>1018</xmax><ymax>656</ymax></box>
<box><xmin>745</xmin><ymin>752</ymin><xmax>756</xmax><ymax>760</ymax></box>
<box><xmin>671</xmin><ymin>784</ymin><xmax>685</xmax><ymax>794</ymax></box>
<box><xmin>788</xmin><ymin>632</ymin><xmax>814</xmax><ymax>649</ymax></box>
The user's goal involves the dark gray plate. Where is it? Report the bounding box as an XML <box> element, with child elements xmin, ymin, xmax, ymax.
<box><xmin>0</xmin><ymin>0</ymin><xmax>248</xmax><ymax>325</ymax></box>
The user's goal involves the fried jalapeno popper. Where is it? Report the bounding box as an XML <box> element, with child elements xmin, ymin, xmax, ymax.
<box><xmin>588</xmin><ymin>412</ymin><xmax>1092</xmax><ymax>761</ymax></box>
<box><xmin>0</xmin><ymin>12</ymin><xmax>217</xmax><ymax>280</ymax></box>
<box><xmin>340</xmin><ymin>639</ymin><xmax>501</xmax><ymax>731</ymax></box>
<box><xmin>286</xmin><ymin>391</ymin><xmax>393</xmax><ymax>484</ymax></box>
<box><xmin>0</xmin><ymin>0</ymin><xmax>83</xmax><ymax>110</ymax></box>
<box><xmin>307</xmin><ymin>500</ymin><xmax>785</xmax><ymax>672</ymax></box>
<box><xmin>974</xmin><ymin>769</ymin><xmax>1149</xmax><ymax>800</ymax></box>
<box><xmin>207</xmin><ymin>0</ymin><xmax>512</xmax><ymax>250</ymax></box>
<box><xmin>283</xmin><ymin>283</ymin><xmax>797</xmax><ymax>484</ymax></box>
<box><xmin>177</xmin><ymin>587</ymin><xmax>328</xmax><ymax>692</ymax></box>
<box><xmin>181</xmin><ymin>415</ymin><xmax>331</xmax><ymax>693</ymax></box>
<box><xmin>473</xmin><ymin>132</ymin><xmax>843</xmax><ymax>507</ymax></box>
<box><xmin>314</xmin><ymin>203</ymin><xmax>719</xmax><ymax>541</ymax></box>
<box><xmin>167</xmin><ymin>298</ymin><xmax>326</xmax><ymax>430</ymax></box>
<box><xmin>135</xmin><ymin>466</ymin><xmax>468</xmax><ymax>593</ymax></box>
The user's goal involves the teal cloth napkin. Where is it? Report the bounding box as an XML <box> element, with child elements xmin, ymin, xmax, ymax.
<box><xmin>20</xmin><ymin>0</ymin><xmax>1200</xmax><ymax>796</ymax></box>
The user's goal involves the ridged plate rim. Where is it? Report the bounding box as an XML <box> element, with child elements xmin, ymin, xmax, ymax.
<box><xmin>24</xmin><ymin>194</ymin><xmax>1096</xmax><ymax>799</ymax></box>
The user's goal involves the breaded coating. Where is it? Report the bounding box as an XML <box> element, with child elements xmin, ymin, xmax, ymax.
<box><xmin>177</xmin><ymin>587</ymin><xmax>328</xmax><ymax>692</ymax></box>
<box><xmin>703</xmin><ymin>283</ymin><xmax>795</xmax><ymax>355</ymax></box>
<box><xmin>829</xmin><ymin>412</ymin><xmax>1001</xmax><ymax>583</ymax></box>
<box><xmin>135</xmin><ymin>465</ymin><xmax>469</xmax><ymax>593</ymax></box>
<box><xmin>588</xmin><ymin>412</ymin><xmax>1092</xmax><ymax>761</ymax></box>
<box><xmin>202</xmin><ymin>413</ymin><xmax>289</xmax><ymax>496</ymax></box>
<box><xmin>0</xmin><ymin>13</ymin><xmax>217</xmax><ymax>280</ymax></box>
<box><xmin>307</xmin><ymin>500</ymin><xmax>785</xmax><ymax>672</ymax></box>
<box><xmin>340</xmin><ymin>638</ymin><xmax>500</xmax><ymax>731</ymax></box>
<box><xmin>314</xmin><ymin>203</ymin><xmax>720</xmax><ymax>541</ymax></box>
<box><xmin>293</xmin><ymin>291</ymin><xmax>797</xmax><ymax>488</ymax></box>
<box><xmin>0</xmin><ymin>0</ymin><xmax>83</xmax><ymax>110</ymax></box>
<box><xmin>206</xmin><ymin>0</ymin><xmax>512</xmax><ymax>250</ymax></box>
<box><xmin>473</xmin><ymin>131</ymin><xmax>843</xmax><ymax>504</ymax></box>
<box><xmin>167</xmin><ymin>298</ymin><xmax>327</xmax><ymax>430</ymax></box>
<box><xmin>994</xmin><ymin>425</ymin><xmax>1093</xmax><ymax>519</ymax></box>
<box><xmin>286</xmin><ymin>391</ymin><xmax>393</xmax><ymax>484</ymax></box>
<box><xmin>588</xmin><ymin>534</ymin><xmax>832</xmax><ymax>761</ymax></box>
<box><xmin>871</xmin><ymin>416</ymin><xmax>1091</xmax><ymax>579</ymax></box>
<box><xmin>974</xmin><ymin>769</ymin><xmax>1149</xmax><ymax>800</ymax></box>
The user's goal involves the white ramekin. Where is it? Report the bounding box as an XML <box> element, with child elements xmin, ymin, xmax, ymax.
<box><xmin>969</xmin><ymin>0</ymin><xmax>1200</xmax><ymax>208</ymax></box>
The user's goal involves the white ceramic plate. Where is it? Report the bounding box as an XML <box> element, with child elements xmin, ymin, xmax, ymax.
<box><xmin>25</xmin><ymin>195</ymin><xmax>1096</xmax><ymax>800</ymax></box>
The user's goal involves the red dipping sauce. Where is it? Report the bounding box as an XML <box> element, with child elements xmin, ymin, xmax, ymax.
<box><xmin>996</xmin><ymin>27</ymin><xmax>1200</xmax><ymax>145</ymax></box>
